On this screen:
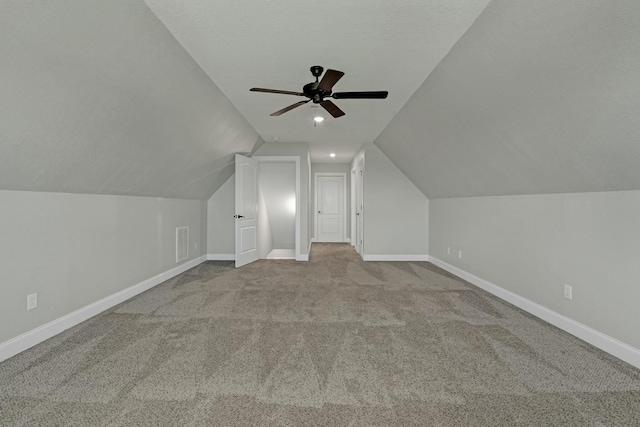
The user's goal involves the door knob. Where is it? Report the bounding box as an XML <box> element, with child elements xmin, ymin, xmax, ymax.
<box><xmin>356</xmin><ymin>212</ymin><xmax>360</xmax><ymax>216</ymax></box>
<box><xmin>233</xmin><ymin>215</ymin><xmax>245</xmax><ymax>218</ymax></box>
<box><xmin>318</xmin><ymin>211</ymin><xmax>321</xmax><ymax>214</ymax></box>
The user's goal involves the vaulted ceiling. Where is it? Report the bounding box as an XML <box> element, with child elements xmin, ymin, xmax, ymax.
<box><xmin>1</xmin><ymin>0</ymin><xmax>639</xmax><ymax>200</ymax></box>
<box><xmin>144</xmin><ymin>0</ymin><xmax>492</xmax><ymax>164</ymax></box>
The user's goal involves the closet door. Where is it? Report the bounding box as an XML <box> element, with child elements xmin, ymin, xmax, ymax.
<box><xmin>316</xmin><ymin>175</ymin><xmax>345</xmax><ymax>242</ymax></box>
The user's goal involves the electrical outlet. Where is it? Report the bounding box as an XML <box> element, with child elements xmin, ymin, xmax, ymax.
<box><xmin>564</xmin><ymin>284</ymin><xmax>572</xmax><ymax>300</ymax></box>
<box><xmin>458</xmin><ymin>250</ymin><xmax>463</xmax><ymax>259</ymax></box>
<box><xmin>447</xmin><ymin>247</ymin><xmax>451</xmax><ymax>255</ymax></box>
<box><xmin>27</xmin><ymin>293</ymin><xmax>38</xmax><ymax>310</ymax></box>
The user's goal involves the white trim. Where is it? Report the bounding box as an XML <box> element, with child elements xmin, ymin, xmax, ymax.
<box><xmin>363</xmin><ymin>254</ymin><xmax>429</xmax><ymax>262</ymax></box>
<box><xmin>312</xmin><ymin>238</ymin><xmax>350</xmax><ymax>244</ymax></box>
<box><xmin>314</xmin><ymin>172</ymin><xmax>347</xmax><ymax>243</ymax></box>
<box><xmin>207</xmin><ymin>254</ymin><xmax>235</xmax><ymax>261</ymax></box>
<box><xmin>350</xmin><ymin>167</ymin><xmax>356</xmax><ymax>247</ymax></box>
<box><xmin>253</xmin><ymin>156</ymin><xmax>301</xmax><ymax>263</ymax></box>
<box><xmin>356</xmin><ymin>157</ymin><xmax>364</xmax><ymax>256</ymax></box>
<box><xmin>0</xmin><ymin>255</ymin><xmax>207</xmax><ymax>363</ymax></box>
<box><xmin>428</xmin><ymin>256</ymin><xmax>640</xmax><ymax>369</ymax></box>
<box><xmin>297</xmin><ymin>240</ymin><xmax>312</xmax><ymax>261</ymax></box>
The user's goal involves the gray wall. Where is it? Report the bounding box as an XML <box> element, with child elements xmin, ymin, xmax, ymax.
<box><xmin>351</xmin><ymin>144</ymin><xmax>429</xmax><ymax>256</ymax></box>
<box><xmin>310</xmin><ymin>163</ymin><xmax>351</xmax><ymax>240</ymax></box>
<box><xmin>259</xmin><ymin>163</ymin><xmax>296</xmax><ymax>250</ymax></box>
<box><xmin>429</xmin><ymin>190</ymin><xmax>640</xmax><ymax>349</ymax></box>
<box><xmin>207</xmin><ymin>176</ymin><xmax>235</xmax><ymax>255</ymax></box>
<box><xmin>0</xmin><ymin>190</ymin><xmax>202</xmax><ymax>344</ymax></box>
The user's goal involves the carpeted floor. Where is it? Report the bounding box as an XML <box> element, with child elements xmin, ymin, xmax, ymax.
<box><xmin>1</xmin><ymin>243</ymin><xmax>639</xmax><ymax>426</ymax></box>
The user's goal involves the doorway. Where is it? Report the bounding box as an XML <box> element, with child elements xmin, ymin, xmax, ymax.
<box><xmin>314</xmin><ymin>173</ymin><xmax>347</xmax><ymax>242</ymax></box>
<box><xmin>253</xmin><ymin>156</ymin><xmax>301</xmax><ymax>261</ymax></box>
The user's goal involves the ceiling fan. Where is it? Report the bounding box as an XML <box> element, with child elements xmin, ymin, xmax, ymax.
<box><xmin>250</xmin><ymin>66</ymin><xmax>388</xmax><ymax>118</ymax></box>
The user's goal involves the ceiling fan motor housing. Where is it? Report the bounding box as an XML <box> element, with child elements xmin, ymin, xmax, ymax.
<box><xmin>305</xmin><ymin>66</ymin><xmax>332</xmax><ymax>103</ymax></box>
<box><xmin>303</xmin><ymin>82</ymin><xmax>330</xmax><ymax>103</ymax></box>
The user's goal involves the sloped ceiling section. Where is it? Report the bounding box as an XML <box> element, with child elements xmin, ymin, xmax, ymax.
<box><xmin>375</xmin><ymin>0</ymin><xmax>640</xmax><ymax>199</ymax></box>
<box><xmin>0</xmin><ymin>0</ymin><xmax>263</xmax><ymax>200</ymax></box>
<box><xmin>143</xmin><ymin>0</ymin><xmax>492</xmax><ymax>164</ymax></box>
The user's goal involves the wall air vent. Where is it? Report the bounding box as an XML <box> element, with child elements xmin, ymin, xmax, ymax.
<box><xmin>176</xmin><ymin>226</ymin><xmax>189</xmax><ymax>263</ymax></box>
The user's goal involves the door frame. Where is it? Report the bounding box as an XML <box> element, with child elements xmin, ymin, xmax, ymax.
<box><xmin>253</xmin><ymin>156</ymin><xmax>302</xmax><ymax>261</ymax></box>
<box><xmin>351</xmin><ymin>167</ymin><xmax>356</xmax><ymax>247</ymax></box>
<box><xmin>356</xmin><ymin>158</ymin><xmax>364</xmax><ymax>256</ymax></box>
<box><xmin>314</xmin><ymin>172</ymin><xmax>347</xmax><ymax>243</ymax></box>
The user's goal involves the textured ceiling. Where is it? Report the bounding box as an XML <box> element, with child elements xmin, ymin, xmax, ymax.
<box><xmin>144</xmin><ymin>0</ymin><xmax>492</xmax><ymax>163</ymax></box>
<box><xmin>0</xmin><ymin>0</ymin><xmax>262</xmax><ymax>200</ymax></box>
<box><xmin>375</xmin><ymin>0</ymin><xmax>640</xmax><ymax>198</ymax></box>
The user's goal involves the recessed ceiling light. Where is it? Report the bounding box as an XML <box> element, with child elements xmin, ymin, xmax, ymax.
<box><xmin>313</xmin><ymin>116</ymin><xmax>325</xmax><ymax>123</ymax></box>
<box><xmin>329</xmin><ymin>153</ymin><xmax>336</xmax><ymax>158</ymax></box>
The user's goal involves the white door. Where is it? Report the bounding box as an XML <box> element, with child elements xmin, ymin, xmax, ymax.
<box><xmin>356</xmin><ymin>159</ymin><xmax>364</xmax><ymax>254</ymax></box>
<box><xmin>316</xmin><ymin>175</ymin><xmax>345</xmax><ymax>242</ymax></box>
<box><xmin>235</xmin><ymin>154</ymin><xmax>259</xmax><ymax>268</ymax></box>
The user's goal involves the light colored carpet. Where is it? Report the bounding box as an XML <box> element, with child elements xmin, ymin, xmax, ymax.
<box><xmin>1</xmin><ymin>243</ymin><xmax>639</xmax><ymax>426</ymax></box>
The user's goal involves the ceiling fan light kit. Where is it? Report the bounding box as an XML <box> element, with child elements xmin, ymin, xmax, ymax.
<box><xmin>250</xmin><ymin>66</ymin><xmax>388</xmax><ymax>118</ymax></box>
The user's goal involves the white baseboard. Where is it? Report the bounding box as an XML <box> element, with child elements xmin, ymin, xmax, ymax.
<box><xmin>207</xmin><ymin>254</ymin><xmax>235</xmax><ymax>261</ymax></box>
<box><xmin>363</xmin><ymin>254</ymin><xmax>429</xmax><ymax>262</ymax></box>
<box><xmin>312</xmin><ymin>238</ymin><xmax>351</xmax><ymax>243</ymax></box>
<box><xmin>0</xmin><ymin>256</ymin><xmax>207</xmax><ymax>363</ymax></box>
<box><xmin>297</xmin><ymin>241</ymin><xmax>312</xmax><ymax>261</ymax></box>
<box><xmin>428</xmin><ymin>256</ymin><xmax>640</xmax><ymax>369</ymax></box>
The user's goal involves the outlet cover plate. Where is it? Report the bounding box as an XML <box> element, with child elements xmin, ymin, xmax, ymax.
<box><xmin>27</xmin><ymin>293</ymin><xmax>38</xmax><ymax>310</ymax></box>
<box><xmin>564</xmin><ymin>285</ymin><xmax>572</xmax><ymax>300</ymax></box>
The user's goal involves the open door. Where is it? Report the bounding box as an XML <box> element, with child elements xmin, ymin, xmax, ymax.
<box><xmin>235</xmin><ymin>154</ymin><xmax>259</xmax><ymax>268</ymax></box>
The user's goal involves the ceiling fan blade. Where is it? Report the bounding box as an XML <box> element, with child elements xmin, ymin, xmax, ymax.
<box><xmin>251</xmin><ymin>88</ymin><xmax>306</xmax><ymax>96</ymax></box>
<box><xmin>270</xmin><ymin>100</ymin><xmax>310</xmax><ymax>116</ymax></box>
<box><xmin>332</xmin><ymin>91</ymin><xmax>388</xmax><ymax>99</ymax></box>
<box><xmin>320</xmin><ymin>100</ymin><xmax>345</xmax><ymax>118</ymax></box>
<box><xmin>317</xmin><ymin>69</ymin><xmax>345</xmax><ymax>92</ymax></box>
